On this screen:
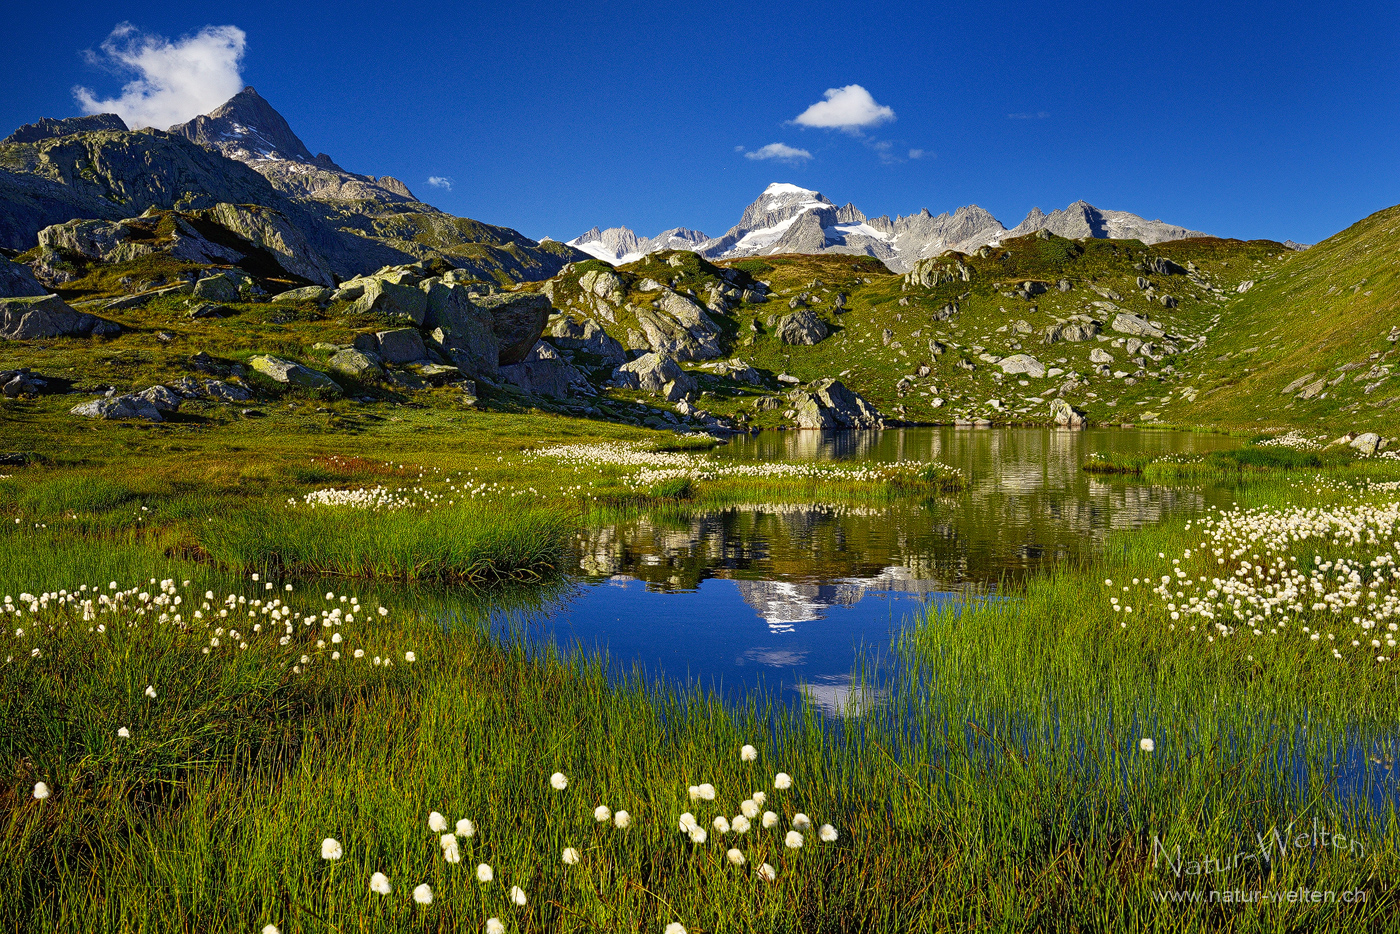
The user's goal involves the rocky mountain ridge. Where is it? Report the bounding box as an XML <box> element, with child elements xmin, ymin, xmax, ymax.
<box><xmin>568</xmin><ymin>183</ymin><xmax>1212</xmax><ymax>273</ymax></box>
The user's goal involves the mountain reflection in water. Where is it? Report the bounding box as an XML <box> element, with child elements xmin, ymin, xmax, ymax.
<box><xmin>504</xmin><ymin>429</ymin><xmax>1239</xmax><ymax>709</ymax></box>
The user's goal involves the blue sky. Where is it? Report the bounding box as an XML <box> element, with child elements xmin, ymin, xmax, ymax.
<box><xmin>2</xmin><ymin>1</ymin><xmax>1396</xmax><ymax>245</ymax></box>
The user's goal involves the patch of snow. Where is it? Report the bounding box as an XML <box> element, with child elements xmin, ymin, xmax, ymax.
<box><xmin>729</xmin><ymin>215</ymin><xmax>801</xmax><ymax>252</ymax></box>
<box><xmin>827</xmin><ymin>223</ymin><xmax>890</xmax><ymax>241</ymax></box>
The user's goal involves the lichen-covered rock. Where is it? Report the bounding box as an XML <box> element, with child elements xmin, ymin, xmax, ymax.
<box><xmin>349</xmin><ymin>278</ymin><xmax>428</xmax><ymax>325</ymax></box>
<box><xmin>70</xmin><ymin>393</ymin><xmax>164</xmax><ymax>422</ymax></box>
<box><xmin>577</xmin><ymin>269</ymin><xmax>625</xmax><ymax>303</ymax></box>
<box><xmin>1050</xmin><ymin>398</ymin><xmax>1087</xmax><ymax>428</ymax></box>
<box><xmin>328</xmin><ymin>348</ymin><xmax>383</xmax><ymax>379</ymax></box>
<box><xmin>997</xmin><ymin>354</ymin><xmax>1046</xmax><ymax>378</ymax></box>
<box><xmin>474</xmin><ymin>292</ymin><xmax>551</xmax><ymax>365</ymax></box>
<box><xmin>248</xmin><ymin>354</ymin><xmax>340</xmax><ymax>393</ymax></box>
<box><xmin>550</xmin><ymin>317</ymin><xmax>626</xmax><ymax>366</ymax></box>
<box><xmin>633</xmin><ymin>290</ymin><xmax>723</xmax><ymax>360</ymax></box>
<box><xmin>198</xmin><ymin>203</ymin><xmax>335</xmax><ymax>286</ymax></box>
<box><xmin>421</xmin><ymin>279</ymin><xmax>499</xmax><ymax>378</ymax></box>
<box><xmin>193</xmin><ymin>275</ymin><xmax>240</xmax><ymax>303</ymax></box>
<box><xmin>0</xmin><ymin>259</ymin><xmax>48</xmax><ymax>298</ymax></box>
<box><xmin>1111</xmin><ymin>312</ymin><xmax>1166</xmax><ymax>339</ymax></box>
<box><xmin>0</xmin><ymin>295</ymin><xmax>121</xmax><ymax>340</ymax></box>
<box><xmin>776</xmin><ymin>309</ymin><xmax>829</xmax><ymax>346</ymax></box>
<box><xmin>786</xmin><ymin>379</ymin><xmax>883</xmax><ymax>429</ymax></box>
<box><xmin>612</xmin><ymin>352</ymin><xmax>697</xmax><ymax>400</ymax></box>
<box><xmin>902</xmin><ymin>256</ymin><xmax>973</xmax><ymax>289</ymax></box>
<box><xmin>374</xmin><ymin>327</ymin><xmax>427</xmax><ymax>364</ymax></box>
<box><xmin>135</xmin><ymin>385</ymin><xmax>183</xmax><ymax>412</ymax></box>
<box><xmin>499</xmin><ymin>341</ymin><xmax>595</xmax><ymax>398</ymax></box>
<box><xmin>273</xmin><ymin>286</ymin><xmax>333</xmax><ymax>303</ymax></box>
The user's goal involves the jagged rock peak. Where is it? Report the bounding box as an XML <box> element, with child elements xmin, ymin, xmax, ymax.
<box><xmin>1003</xmin><ymin>200</ymin><xmax>1208</xmax><ymax>244</ymax></box>
<box><xmin>168</xmin><ymin>87</ymin><xmax>329</xmax><ymax>167</ymax></box>
<box><xmin>2</xmin><ymin>113</ymin><xmax>129</xmax><ymax>145</ymax></box>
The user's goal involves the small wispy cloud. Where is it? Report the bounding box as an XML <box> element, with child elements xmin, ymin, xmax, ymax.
<box><xmin>426</xmin><ymin>176</ymin><xmax>453</xmax><ymax>191</ymax></box>
<box><xmin>908</xmin><ymin>148</ymin><xmax>925</xmax><ymax>159</ymax></box>
<box><xmin>734</xmin><ymin>144</ymin><xmax>745</xmax><ymax>152</ymax></box>
<box><xmin>744</xmin><ymin>142</ymin><xmax>812</xmax><ymax>164</ymax></box>
<box><xmin>867</xmin><ymin>139</ymin><xmax>899</xmax><ymax>165</ymax></box>
<box><xmin>791</xmin><ymin>84</ymin><xmax>895</xmax><ymax>132</ymax></box>
<box><xmin>1007</xmin><ymin>111</ymin><xmax>1050</xmax><ymax>120</ymax></box>
<box><xmin>73</xmin><ymin>23</ymin><xmax>247</xmax><ymax>129</ymax></box>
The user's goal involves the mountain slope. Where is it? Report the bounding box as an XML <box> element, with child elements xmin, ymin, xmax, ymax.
<box><xmin>569</xmin><ymin>183</ymin><xmax>1212</xmax><ymax>273</ymax></box>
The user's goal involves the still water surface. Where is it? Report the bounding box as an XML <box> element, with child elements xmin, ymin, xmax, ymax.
<box><xmin>488</xmin><ymin>428</ymin><xmax>1239</xmax><ymax>708</ymax></box>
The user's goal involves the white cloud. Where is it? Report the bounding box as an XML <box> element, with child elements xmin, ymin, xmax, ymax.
<box><xmin>908</xmin><ymin>148</ymin><xmax>925</xmax><ymax>159</ymax></box>
<box><xmin>73</xmin><ymin>23</ymin><xmax>247</xmax><ymax>129</ymax></box>
<box><xmin>791</xmin><ymin>85</ymin><xmax>894</xmax><ymax>131</ymax></box>
<box><xmin>1007</xmin><ymin>111</ymin><xmax>1050</xmax><ymax>120</ymax></box>
<box><xmin>427</xmin><ymin>176</ymin><xmax>453</xmax><ymax>190</ymax></box>
<box><xmin>734</xmin><ymin>144</ymin><xmax>745</xmax><ymax>152</ymax></box>
<box><xmin>744</xmin><ymin>142</ymin><xmax>812</xmax><ymax>164</ymax></box>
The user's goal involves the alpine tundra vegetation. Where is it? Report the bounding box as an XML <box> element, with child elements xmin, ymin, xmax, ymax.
<box><xmin>2</xmin><ymin>27</ymin><xmax>1399</xmax><ymax>934</ymax></box>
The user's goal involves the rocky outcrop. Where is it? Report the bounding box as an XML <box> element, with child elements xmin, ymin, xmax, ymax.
<box><xmin>0</xmin><ymin>259</ymin><xmax>47</xmax><ymax>297</ymax></box>
<box><xmin>421</xmin><ymin>280</ymin><xmax>500</xmax><ymax>378</ymax></box>
<box><xmin>2</xmin><ymin>113</ymin><xmax>128</xmax><ymax>145</ymax></box>
<box><xmin>633</xmin><ymin>290</ymin><xmax>723</xmax><ymax>360</ymax></box>
<box><xmin>786</xmin><ymin>379</ymin><xmax>883</xmax><ymax>429</ymax></box>
<box><xmin>776</xmin><ymin>309</ymin><xmax>829</xmax><ymax>345</ymax></box>
<box><xmin>550</xmin><ymin>317</ymin><xmax>626</xmax><ymax>366</ymax></box>
<box><xmin>70</xmin><ymin>393</ymin><xmax>165</xmax><ymax>422</ymax></box>
<box><xmin>997</xmin><ymin>354</ymin><xmax>1046</xmax><ymax>378</ymax></box>
<box><xmin>347</xmin><ymin>278</ymin><xmax>429</xmax><ymax>324</ymax></box>
<box><xmin>475</xmin><ymin>293</ymin><xmax>552</xmax><ymax>365</ymax></box>
<box><xmin>902</xmin><ymin>255</ymin><xmax>973</xmax><ymax>289</ymax></box>
<box><xmin>0</xmin><ymin>295</ymin><xmax>120</xmax><ymax>340</ymax></box>
<box><xmin>248</xmin><ymin>355</ymin><xmax>340</xmax><ymax>393</ymax></box>
<box><xmin>1110</xmin><ymin>312</ymin><xmax>1166</xmax><ymax>339</ymax></box>
<box><xmin>373</xmin><ymin>327</ymin><xmax>428</xmax><ymax>364</ymax></box>
<box><xmin>499</xmin><ymin>341</ymin><xmax>595</xmax><ymax>398</ymax></box>
<box><xmin>328</xmin><ymin>348</ymin><xmax>383</xmax><ymax>379</ymax></box>
<box><xmin>612</xmin><ymin>351</ymin><xmax>697</xmax><ymax>402</ymax></box>
<box><xmin>198</xmin><ymin>203</ymin><xmax>335</xmax><ymax>285</ymax></box>
<box><xmin>1050</xmin><ymin>398</ymin><xmax>1087</xmax><ymax>428</ymax></box>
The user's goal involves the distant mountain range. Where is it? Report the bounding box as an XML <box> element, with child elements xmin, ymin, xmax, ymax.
<box><xmin>0</xmin><ymin>87</ymin><xmax>585</xmax><ymax>282</ymax></box>
<box><xmin>568</xmin><ymin>183</ymin><xmax>1210</xmax><ymax>272</ymax></box>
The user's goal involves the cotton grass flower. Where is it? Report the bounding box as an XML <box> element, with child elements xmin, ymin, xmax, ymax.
<box><xmin>792</xmin><ymin>813</ymin><xmax>812</xmax><ymax>831</ymax></box>
<box><xmin>550</xmin><ymin>771</ymin><xmax>568</xmax><ymax>790</ymax></box>
<box><xmin>740</xmin><ymin>799</ymin><xmax>759</xmax><ymax>819</ymax></box>
<box><xmin>486</xmin><ymin>919</ymin><xmax>505</xmax><ymax>934</ymax></box>
<box><xmin>757</xmin><ymin>863</ymin><xmax>777</xmax><ymax>882</ymax></box>
<box><xmin>594</xmin><ymin>805</ymin><xmax>612</xmax><ymax>823</ymax></box>
<box><xmin>664</xmin><ymin>924</ymin><xmax>687</xmax><ymax>934</ymax></box>
<box><xmin>731</xmin><ymin>815</ymin><xmax>751</xmax><ymax>834</ymax></box>
<box><xmin>413</xmin><ymin>883</ymin><xmax>432</xmax><ymax>905</ymax></box>
<box><xmin>476</xmin><ymin>863</ymin><xmax>493</xmax><ymax>883</ymax></box>
<box><xmin>688</xmin><ymin>827</ymin><xmax>708</xmax><ymax>845</ymax></box>
<box><xmin>761</xmin><ymin>811</ymin><xmax>778</xmax><ymax>829</ymax></box>
<box><xmin>32</xmin><ymin>781</ymin><xmax>50</xmax><ymax>800</ymax></box>
<box><xmin>1139</xmin><ymin>738</ymin><xmax>1155</xmax><ymax>753</ymax></box>
<box><xmin>614</xmin><ymin>809</ymin><xmax>631</xmax><ymax>829</ymax></box>
<box><xmin>117</xmin><ymin>727</ymin><xmax>130</xmax><ymax>738</ymax></box>
<box><xmin>441</xmin><ymin>834</ymin><xmax>461</xmax><ymax>863</ymax></box>
<box><xmin>404</xmin><ymin>651</ymin><xmax>416</xmax><ymax>663</ymax></box>
<box><xmin>320</xmin><ymin>838</ymin><xmax>343</xmax><ymax>860</ymax></box>
<box><xmin>456</xmin><ymin>817</ymin><xmax>476</xmax><ymax>837</ymax></box>
<box><xmin>509</xmin><ymin>885</ymin><xmax>527</xmax><ymax>906</ymax></box>
<box><xmin>726</xmin><ymin>848</ymin><xmax>746</xmax><ymax>866</ymax></box>
<box><xmin>819</xmin><ymin>823</ymin><xmax>838</xmax><ymax>842</ymax></box>
<box><xmin>741</xmin><ymin>744</ymin><xmax>758</xmax><ymax>761</ymax></box>
<box><xmin>712</xmin><ymin>815</ymin><xmax>730</xmax><ymax>834</ymax></box>
<box><xmin>562</xmin><ymin>847</ymin><xmax>580</xmax><ymax>865</ymax></box>
<box><xmin>262</xmin><ymin>926</ymin><xmax>279</xmax><ymax>934</ymax></box>
<box><xmin>752</xmin><ymin>791</ymin><xmax>766</xmax><ymax>805</ymax></box>
<box><xmin>370</xmin><ymin>872</ymin><xmax>392</xmax><ymax>895</ymax></box>
<box><xmin>428</xmin><ymin>811</ymin><xmax>448</xmax><ymax>832</ymax></box>
<box><xmin>696</xmin><ymin>783</ymin><xmax>715</xmax><ymax>801</ymax></box>
<box><xmin>143</xmin><ymin>685</ymin><xmax>156</xmax><ymax>699</ymax></box>
<box><xmin>773</xmin><ymin>772</ymin><xmax>792</xmax><ymax>790</ymax></box>
<box><xmin>678</xmin><ymin>812</ymin><xmax>698</xmax><ymax>833</ymax></box>
<box><xmin>785</xmin><ymin>830</ymin><xmax>804</xmax><ymax>849</ymax></box>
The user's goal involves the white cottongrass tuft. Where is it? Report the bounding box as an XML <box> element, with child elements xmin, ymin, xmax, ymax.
<box><xmin>740</xmin><ymin>799</ymin><xmax>759</xmax><ymax>819</ymax></box>
<box><xmin>757</xmin><ymin>862</ymin><xmax>777</xmax><ymax>882</ymax></box>
<box><xmin>741</xmin><ymin>744</ymin><xmax>758</xmax><ymax>761</ymax></box>
<box><xmin>761</xmin><ymin>811</ymin><xmax>778</xmax><ymax>829</ymax></box>
<box><xmin>370</xmin><ymin>872</ymin><xmax>392</xmax><ymax>895</ymax></box>
<box><xmin>752</xmin><ymin>791</ymin><xmax>767</xmax><ymax>806</ymax></box>
<box><xmin>33</xmin><ymin>781</ymin><xmax>50</xmax><ymax>800</ymax></box>
<box><xmin>562</xmin><ymin>847</ymin><xmax>580</xmax><ymax>865</ymax></box>
<box><xmin>712</xmin><ymin>815</ymin><xmax>730</xmax><ymax>834</ymax></box>
<box><xmin>404</xmin><ymin>651</ymin><xmax>416</xmax><ymax>663</ymax></box>
<box><xmin>486</xmin><ymin>919</ymin><xmax>505</xmax><ymax>934</ymax></box>
<box><xmin>413</xmin><ymin>883</ymin><xmax>432</xmax><ymax>905</ymax></box>
<box><xmin>688</xmin><ymin>785</ymin><xmax>700</xmax><ymax>801</ymax></box>
<box><xmin>785</xmin><ymin>830</ymin><xmax>804</xmax><ymax>849</ymax></box>
<box><xmin>144</xmin><ymin>685</ymin><xmax>157</xmax><ymax>699</ymax></box>
<box><xmin>773</xmin><ymin>772</ymin><xmax>792</xmax><ymax>790</ymax></box>
<box><xmin>1139</xmin><ymin>738</ymin><xmax>1155</xmax><ymax>752</ymax></box>
<box><xmin>731</xmin><ymin>815</ymin><xmax>751</xmax><ymax>834</ymax></box>
<box><xmin>664</xmin><ymin>923</ymin><xmax>687</xmax><ymax>934</ymax></box>
<box><xmin>441</xmin><ymin>834</ymin><xmax>461</xmax><ymax>863</ymax></box>
<box><xmin>476</xmin><ymin>863</ymin><xmax>493</xmax><ymax>883</ymax></box>
<box><xmin>262</xmin><ymin>926</ymin><xmax>279</xmax><ymax>934</ymax></box>
<box><xmin>696</xmin><ymin>783</ymin><xmax>716</xmax><ymax>801</ymax></box>
<box><xmin>428</xmin><ymin>811</ymin><xmax>448</xmax><ymax>832</ymax></box>
<box><xmin>819</xmin><ymin>823</ymin><xmax>838</xmax><ymax>842</ymax></box>
<box><xmin>117</xmin><ymin>727</ymin><xmax>130</xmax><ymax>739</ymax></box>
<box><xmin>792</xmin><ymin>813</ymin><xmax>812</xmax><ymax>831</ymax></box>
<box><xmin>594</xmin><ymin>804</ymin><xmax>612</xmax><ymax>823</ymax></box>
<box><xmin>456</xmin><ymin>817</ymin><xmax>475</xmax><ymax>837</ymax></box>
<box><xmin>550</xmin><ymin>771</ymin><xmax>568</xmax><ymax>790</ymax></box>
<box><xmin>614</xmin><ymin>809</ymin><xmax>631</xmax><ymax>829</ymax></box>
<box><xmin>509</xmin><ymin>885</ymin><xmax>527</xmax><ymax>906</ymax></box>
<box><xmin>320</xmin><ymin>838</ymin><xmax>343</xmax><ymax>860</ymax></box>
<box><xmin>688</xmin><ymin>827</ymin><xmax>708</xmax><ymax>845</ymax></box>
<box><xmin>726</xmin><ymin>847</ymin><xmax>746</xmax><ymax>866</ymax></box>
<box><xmin>678</xmin><ymin>812</ymin><xmax>698</xmax><ymax>833</ymax></box>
